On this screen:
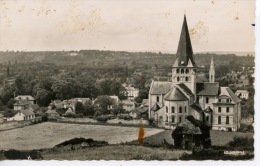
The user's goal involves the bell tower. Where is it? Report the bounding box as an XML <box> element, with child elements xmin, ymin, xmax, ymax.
<box><xmin>172</xmin><ymin>15</ymin><xmax>197</xmax><ymax>93</ymax></box>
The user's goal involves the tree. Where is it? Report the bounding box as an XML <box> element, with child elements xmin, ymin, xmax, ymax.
<box><xmin>94</xmin><ymin>95</ymin><xmax>114</xmax><ymax>114</ymax></box>
<box><xmin>83</xmin><ymin>100</ymin><xmax>95</xmax><ymax>116</ymax></box>
<box><xmin>34</xmin><ymin>89</ymin><xmax>53</xmax><ymax>107</ymax></box>
<box><xmin>6</xmin><ymin>98</ymin><xmax>17</xmax><ymax>109</ymax></box>
<box><xmin>111</xmin><ymin>102</ymin><xmax>124</xmax><ymax>115</ymax></box>
<box><xmin>75</xmin><ymin>102</ymin><xmax>84</xmax><ymax>114</ymax></box>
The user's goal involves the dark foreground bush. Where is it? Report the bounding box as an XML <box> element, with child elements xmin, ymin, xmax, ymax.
<box><xmin>228</xmin><ymin>136</ymin><xmax>254</xmax><ymax>148</ymax></box>
<box><xmin>41</xmin><ymin>114</ymin><xmax>48</xmax><ymax>122</ymax></box>
<box><xmin>131</xmin><ymin>154</ymin><xmax>162</xmax><ymax>160</ymax></box>
<box><xmin>96</xmin><ymin>116</ymin><xmax>108</xmax><ymax>122</ymax></box>
<box><xmin>55</xmin><ymin>137</ymin><xmax>108</xmax><ymax>147</ymax></box>
<box><xmin>4</xmin><ymin>149</ymin><xmax>43</xmax><ymax>160</ymax></box>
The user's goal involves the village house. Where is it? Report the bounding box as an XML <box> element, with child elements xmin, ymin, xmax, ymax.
<box><xmin>148</xmin><ymin>15</ymin><xmax>241</xmax><ymax>131</ymax></box>
<box><xmin>13</xmin><ymin>100</ymin><xmax>31</xmax><ymax>111</ymax></box>
<box><xmin>121</xmin><ymin>100</ymin><xmax>136</xmax><ymax>112</ymax></box>
<box><xmin>124</xmin><ymin>86</ymin><xmax>139</xmax><ymax>100</ymax></box>
<box><xmin>235</xmin><ymin>90</ymin><xmax>249</xmax><ymax>99</ymax></box>
<box><xmin>12</xmin><ymin>109</ymin><xmax>35</xmax><ymax>121</ymax></box>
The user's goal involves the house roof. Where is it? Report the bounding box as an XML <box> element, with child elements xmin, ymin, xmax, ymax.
<box><xmin>226</xmin><ymin>88</ymin><xmax>241</xmax><ymax>103</ymax></box>
<box><xmin>235</xmin><ymin>90</ymin><xmax>249</xmax><ymax>93</ymax></box>
<box><xmin>46</xmin><ymin>109</ymin><xmax>59</xmax><ymax>115</ymax></box>
<box><xmin>174</xmin><ymin>15</ymin><xmax>196</xmax><ymax>67</ymax></box>
<box><xmin>196</xmin><ymin>82</ymin><xmax>219</xmax><ymax>96</ymax></box>
<box><xmin>150</xmin><ymin>103</ymin><xmax>161</xmax><ymax>112</ymax></box>
<box><xmin>150</xmin><ymin>81</ymin><xmax>173</xmax><ymax>95</ymax></box>
<box><xmin>204</xmin><ymin>106</ymin><xmax>213</xmax><ymax>113</ymax></box>
<box><xmin>30</xmin><ymin>104</ymin><xmax>40</xmax><ymax>112</ymax></box>
<box><xmin>14</xmin><ymin>100</ymin><xmax>31</xmax><ymax>106</ymax></box>
<box><xmin>177</xmin><ymin>83</ymin><xmax>193</xmax><ymax>96</ymax></box>
<box><xmin>179</xmin><ymin>120</ymin><xmax>202</xmax><ymax>135</ymax></box>
<box><xmin>164</xmin><ymin>86</ymin><xmax>188</xmax><ymax>101</ymax></box>
<box><xmin>15</xmin><ymin>95</ymin><xmax>34</xmax><ymax>101</ymax></box>
<box><xmin>196</xmin><ymin>74</ymin><xmax>208</xmax><ymax>83</ymax></box>
<box><xmin>141</xmin><ymin>99</ymin><xmax>149</xmax><ymax>106</ymax></box>
<box><xmin>21</xmin><ymin>109</ymin><xmax>35</xmax><ymax>116</ymax></box>
<box><xmin>190</xmin><ymin>104</ymin><xmax>203</xmax><ymax>114</ymax></box>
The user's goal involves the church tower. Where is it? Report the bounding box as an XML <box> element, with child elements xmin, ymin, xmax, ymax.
<box><xmin>209</xmin><ymin>56</ymin><xmax>215</xmax><ymax>83</ymax></box>
<box><xmin>172</xmin><ymin>15</ymin><xmax>197</xmax><ymax>93</ymax></box>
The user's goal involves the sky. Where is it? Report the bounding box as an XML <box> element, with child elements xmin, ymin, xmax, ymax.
<box><xmin>0</xmin><ymin>0</ymin><xmax>256</xmax><ymax>53</ymax></box>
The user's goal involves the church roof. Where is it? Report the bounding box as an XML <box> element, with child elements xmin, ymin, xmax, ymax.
<box><xmin>164</xmin><ymin>86</ymin><xmax>188</xmax><ymax>101</ymax></box>
<box><xmin>177</xmin><ymin>83</ymin><xmax>193</xmax><ymax>96</ymax></box>
<box><xmin>150</xmin><ymin>81</ymin><xmax>173</xmax><ymax>95</ymax></box>
<box><xmin>196</xmin><ymin>82</ymin><xmax>219</xmax><ymax>96</ymax></box>
<box><xmin>150</xmin><ymin>103</ymin><xmax>161</xmax><ymax>112</ymax></box>
<box><xmin>190</xmin><ymin>103</ymin><xmax>203</xmax><ymax>114</ymax></box>
<box><xmin>175</xmin><ymin>15</ymin><xmax>196</xmax><ymax>67</ymax></box>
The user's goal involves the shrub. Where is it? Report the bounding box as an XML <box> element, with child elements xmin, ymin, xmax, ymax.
<box><xmin>41</xmin><ymin>114</ymin><xmax>48</xmax><ymax>122</ymax></box>
<box><xmin>93</xmin><ymin>111</ymin><xmax>102</xmax><ymax>119</ymax></box>
<box><xmin>55</xmin><ymin>137</ymin><xmax>108</xmax><ymax>147</ymax></box>
<box><xmin>4</xmin><ymin>149</ymin><xmax>43</xmax><ymax>160</ymax></box>
<box><xmin>75</xmin><ymin>113</ymin><xmax>84</xmax><ymax>118</ymax></box>
<box><xmin>96</xmin><ymin>116</ymin><xmax>108</xmax><ymax>122</ymax></box>
<box><xmin>228</xmin><ymin>136</ymin><xmax>254</xmax><ymax>148</ymax></box>
<box><xmin>64</xmin><ymin>113</ymin><xmax>76</xmax><ymax>118</ymax></box>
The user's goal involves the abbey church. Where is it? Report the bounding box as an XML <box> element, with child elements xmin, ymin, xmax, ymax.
<box><xmin>148</xmin><ymin>15</ymin><xmax>241</xmax><ymax>131</ymax></box>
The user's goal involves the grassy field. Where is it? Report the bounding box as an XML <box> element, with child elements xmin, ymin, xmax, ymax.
<box><xmin>42</xmin><ymin>145</ymin><xmax>189</xmax><ymax>160</ymax></box>
<box><xmin>0</xmin><ymin>122</ymin><xmax>163</xmax><ymax>150</ymax></box>
<box><xmin>128</xmin><ymin>130</ymin><xmax>254</xmax><ymax>146</ymax></box>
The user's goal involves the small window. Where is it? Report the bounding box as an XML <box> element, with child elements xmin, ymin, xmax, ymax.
<box><xmin>218</xmin><ymin>107</ymin><xmax>221</xmax><ymax>113</ymax></box>
<box><xmin>166</xmin><ymin>106</ymin><xmax>168</xmax><ymax>113</ymax></box>
<box><xmin>226</xmin><ymin>107</ymin><xmax>229</xmax><ymax>113</ymax></box>
<box><xmin>185</xmin><ymin>77</ymin><xmax>189</xmax><ymax>82</ymax></box>
<box><xmin>197</xmin><ymin>97</ymin><xmax>200</xmax><ymax>103</ymax></box>
<box><xmin>177</xmin><ymin>77</ymin><xmax>180</xmax><ymax>81</ymax></box>
<box><xmin>218</xmin><ymin>98</ymin><xmax>221</xmax><ymax>102</ymax></box>
<box><xmin>176</xmin><ymin>69</ymin><xmax>180</xmax><ymax>73</ymax></box>
<box><xmin>181</xmin><ymin>69</ymin><xmax>184</xmax><ymax>74</ymax></box>
<box><xmin>185</xmin><ymin>69</ymin><xmax>189</xmax><ymax>74</ymax></box>
<box><xmin>179</xmin><ymin>116</ymin><xmax>182</xmax><ymax>123</ymax></box>
<box><xmin>206</xmin><ymin>97</ymin><xmax>209</xmax><ymax>104</ymax></box>
<box><xmin>184</xmin><ymin>106</ymin><xmax>187</xmax><ymax>113</ymax></box>
<box><xmin>156</xmin><ymin>96</ymin><xmax>159</xmax><ymax>102</ymax></box>
<box><xmin>171</xmin><ymin>106</ymin><xmax>175</xmax><ymax>113</ymax></box>
<box><xmin>166</xmin><ymin>116</ymin><xmax>168</xmax><ymax>122</ymax></box>
<box><xmin>179</xmin><ymin>106</ymin><xmax>182</xmax><ymax>113</ymax></box>
<box><xmin>218</xmin><ymin>116</ymin><xmax>221</xmax><ymax>124</ymax></box>
<box><xmin>226</xmin><ymin>116</ymin><xmax>229</xmax><ymax>124</ymax></box>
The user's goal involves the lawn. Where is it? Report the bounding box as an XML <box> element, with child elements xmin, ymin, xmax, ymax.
<box><xmin>0</xmin><ymin>122</ymin><xmax>163</xmax><ymax>150</ymax></box>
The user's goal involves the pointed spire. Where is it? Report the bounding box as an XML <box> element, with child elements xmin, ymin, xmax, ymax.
<box><xmin>210</xmin><ymin>55</ymin><xmax>215</xmax><ymax>68</ymax></box>
<box><xmin>175</xmin><ymin>15</ymin><xmax>196</xmax><ymax>66</ymax></box>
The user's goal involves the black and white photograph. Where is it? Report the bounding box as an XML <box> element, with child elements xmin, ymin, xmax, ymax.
<box><xmin>0</xmin><ymin>0</ymin><xmax>257</xmax><ymax>163</ymax></box>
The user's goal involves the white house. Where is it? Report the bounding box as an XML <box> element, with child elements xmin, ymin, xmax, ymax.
<box><xmin>15</xmin><ymin>95</ymin><xmax>35</xmax><ymax>104</ymax></box>
<box><xmin>13</xmin><ymin>109</ymin><xmax>35</xmax><ymax>121</ymax></box>
<box><xmin>235</xmin><ymin>90</ymin><xmax>249</xmax><ymax>99</ymax></box>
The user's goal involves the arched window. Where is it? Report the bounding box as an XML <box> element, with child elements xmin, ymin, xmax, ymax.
<box><xmin>185</xmin><ymin>69</ymin><xmax>189</xmax><ymax>74</ymax></box>
<box><xmin>172</xmin><ymin>116</ymin><xmax>175</xmax><ymax>123</ymax></box>
<box><xmin>184</xmin><ymin>106</ymin><xmax>187</xmax><ymax>113</ymax></box>
<box><xmin>177</xmin><ymin>77</ymin><xmax>180</xmax><ymax>81</ymax></box>
<box><xmin>179</xmin><ymin>106</ymin><xmax>182</xmax><ymax>113</ymax></box>
<box><xmin>185</xmin><ymin>76</ymin><xmax>189</xmax><ymax>82</ymax></box>
<box><xmin>156</xmin><ymin>96</ymin><xmax>159</xmax><ymax>102</ymax></box>
<box><xmin>181</xmin><ymin>69</ymin><xmax>184</xmax><ymax>74</ymax></box>
<box><xmin>171</xmin><ymin>106</ymin><xmax>175</xmax><ymax>113</ymax></box>
<box><xmin>166</xmin><ymin>106</ymin><xmax>168</xmax><ymax>113</ymax></box>
<box><xmin>206</xmin><ymin>116</ymin><xmax>209</xmax><ymax>121</ymax></box>
<box><xmin>179</xmin><ymin>116</ymin><xmax>182</xmax><ymax>123</ymax></box>
<box><xmin>206</xmin><ymin>97</ymin><xmax>209</xmax><ymax>104</ymax></box>
<box><xmin>176</xmin><ymin>69</ymin><xmax>180</xmax><ymax>73</ymax></box>
<box><xmin>165</xmin><ymin>115</ymin><xmax>168</xmax><ymax>122</ymax></box>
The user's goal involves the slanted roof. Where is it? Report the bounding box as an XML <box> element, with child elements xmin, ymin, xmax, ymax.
<box><xmin>150</xmin><ymin>81</ymin><xmax>173</xmax><ymax>95</ymax></box>
<box><xmin>30</xmin><ymin>104</ymin><xmax>40</xmax><ymax>112</ymax></box>
<box><xmin>179</xmin><ymin>120</ymin><xmax>202</xmax><ymax>135</ymax></box>
<box><xmin>141</xmin><ymin>99</ymin><xmax>149</xmax><ymax>106</ymax></box>
<box><xmin>46</xmin><ymin>109</ymin><xmax>59</xmax><ymax>115</ymax></box>
<box><xmin>226</xmin><ymin>88</ymin><xmax>241</xmax><ymax>103</ymax></box>
<box><xmin>174</xmin><ymin>15</ymin><xmax>196</xmax><ymax>67</ymax></box>
<box><xmin>235</xmin><ymin>90</ymin><xmax>249</xmax><ymax>93</ymax></box>
<box><xmin>204</xmin><ymin>106</ymin><xmax>213</xmax><ymax>113</ymax></box>
<box><xmin>177</xmin><ymin>83</ymin><xmax>193</xmax><ymax>96</ymax></box>
<box><xmin>190</xmin><ymin>104</ymin><xmax>203</xmax><ymax>114</ymax></box>
<box><xmin>196</xmin><ymin>82</ymin><xmax>219</xmax><ymax>96</ymax></box>
<box><xmin>135</xmin><ymin>107</ymin><xmax>148</xmax><ymax>113</ymax></box>
<box><xmin>164</xmin><ymin>86</ymin><xmax>188</xmax><ymax>101</ymax></box>
<box><xmin>14</xmin><ymin>100</ymin><xmax>31</xmax><ymax>106</ymax></box>
<box><xmin>21</xmin><ymin>109</ymin><xmax>35</xmax><ymax>116</ymax></box>
<box><xmin>150</xmin><ymin>103</ymin><xmax>161</xmax><ymax>112</ymax></box>
<box><xmin>197</xmin><ymin>74</ymin><xmax>208</xmax><ymax>83</ymax></box>
<box><xmin>15</xmin><ymin>95</ymin><xmax>34</xmax><ymax>101</ymax></box>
